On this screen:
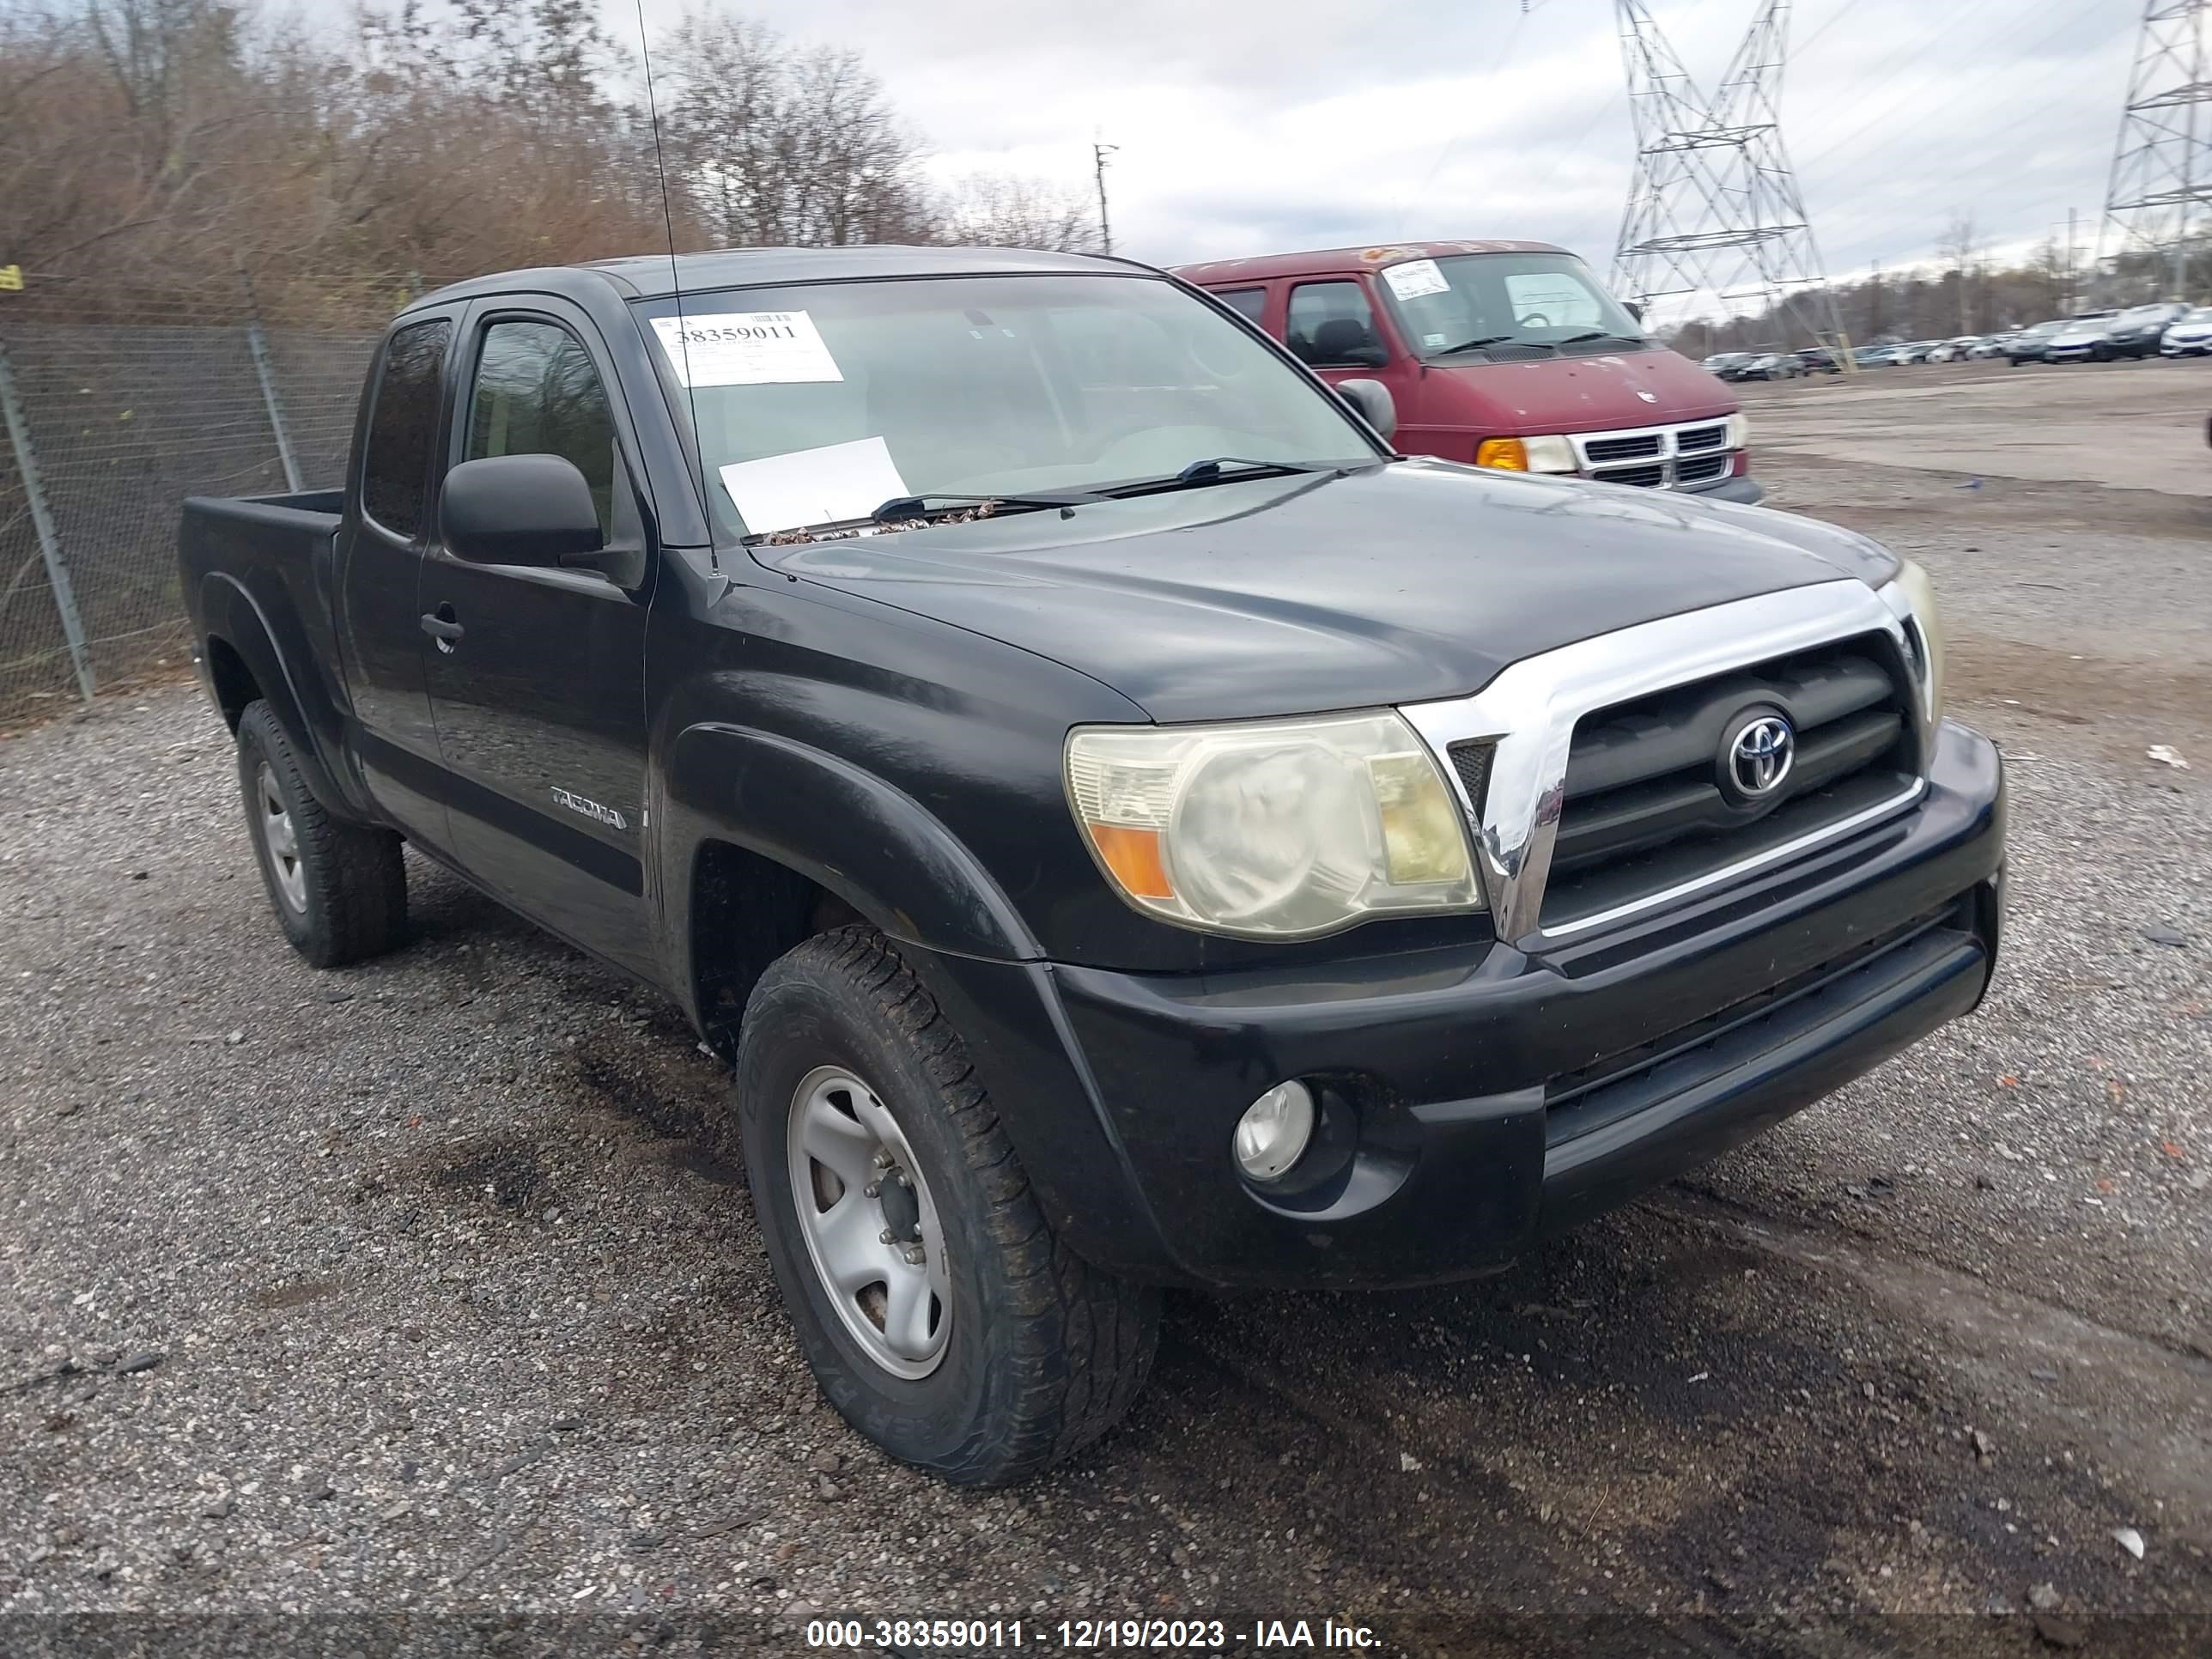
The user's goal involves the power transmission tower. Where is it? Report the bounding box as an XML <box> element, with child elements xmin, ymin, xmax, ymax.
<box><xmin>1612</xmin><ymin>1</ymin><xmax>1844</xmax><ymax>350</ymax></box>
<box><xmin>2100</xmin><ymin>1</ymin><xmax>2212</xmax><ymax>301</ymax></box>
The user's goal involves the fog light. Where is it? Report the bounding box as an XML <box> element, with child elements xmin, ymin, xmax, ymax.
<box><xmin>1233</xmin><ymin>1081</ymin><xmax>1316</xmax><ymax>1182</ymax></box>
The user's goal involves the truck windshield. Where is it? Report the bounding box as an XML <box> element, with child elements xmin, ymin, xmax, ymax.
<box><xmin>1375</xmin><ymin>252</ymin><xmax>1648</xmax><ymax>359</ymax></box>
<box><xmin>631</xmin><ymin>274</ymin><xmax>1381</xmax><ymax>538</ymax></box>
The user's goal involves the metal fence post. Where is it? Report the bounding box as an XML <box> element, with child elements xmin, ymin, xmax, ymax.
<box><xmin>0</xmin><ymin>340</ymin><xmax>94</xmax><ymax>702</ymax></box>
<box><xmin>245</xmin><ymin>316</ymin><xmax>304</xmax><ymax>494</ymax></box>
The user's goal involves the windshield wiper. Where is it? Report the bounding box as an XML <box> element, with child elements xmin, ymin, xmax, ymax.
<box><xmin>873</xmin><ymin>489</ymin><xmax>1103</xmax><ymax>523</ymax></box>
<box><xmin>742</xmin><ymin>489</ymin><xmax>1102</xmax><ymax>546</ymax></box>
<box><xmin>1429</xmin><ymin>333</ymin><xmax>1516</xmax><ymax>356</ymax></box>
<box><xmin>1172</xmin><ymin>456</ymin><xmax>1341</xmax><ymax>484</ymax></box>
<box><xmin>1090</xmin><ymin>457</ymin><xmax>1351</xmax><ymax>497</ymax></box>
<box><xmin>1559</xmin><ymin>331</ymin><xmax>1645</xmax><ymax>346</ymax></box>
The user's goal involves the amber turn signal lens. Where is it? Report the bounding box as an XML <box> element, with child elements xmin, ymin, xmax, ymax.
<box><xmin>1085</xmin><ymin>823</ymin><xmax>1175</xmax><ymax>899</ymax></box>
<box><xmin>1474</xmin><ymin>437</ymin><xmax>1529</xmax><ymax>471</ymax></box>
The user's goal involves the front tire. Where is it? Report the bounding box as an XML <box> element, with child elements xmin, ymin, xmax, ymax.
<box><xmin>234</xmin><ymin>701</ymin><xmax>407</xmax><ymax>968</ymax></box>
<box><xmin>737</xmin><ymin>926</ymin><xmax>1161</xmax><ymax>1486</ymax></box>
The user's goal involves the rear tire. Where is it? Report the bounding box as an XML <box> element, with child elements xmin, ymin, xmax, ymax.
<box><xmin>234</xmin><ymin>701</ymin><xmax>407</xmax><ymax>968</ymax></box>
<box><xmin>737</xmin><ymin>925</ymin><xmax>1160</xmax><ymax>1486</ymax></box>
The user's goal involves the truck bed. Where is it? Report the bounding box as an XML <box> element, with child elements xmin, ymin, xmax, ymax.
<box><xmin>177</xmin><ymin>488</ymin><xmax>351</xmax><ymax>758</ymax></box>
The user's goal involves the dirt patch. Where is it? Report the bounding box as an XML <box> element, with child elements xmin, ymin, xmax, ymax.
<box><xmin>428</xmin><ymin>1138</ymin><xmax>545</xmax><ymax>1211</ymax></box>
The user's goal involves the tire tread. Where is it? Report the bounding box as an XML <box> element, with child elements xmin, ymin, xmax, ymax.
<box><xmin>745</xmin><ymin>925</ymin><xmax>1159</xmax><ymax>1483</ymax></box>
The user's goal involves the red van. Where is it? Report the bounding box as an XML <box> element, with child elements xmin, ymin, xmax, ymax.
<box><xmin>1172</xmin><ymin>240</ymin><xmax>1759</xmax><ymax>502</ymax></box>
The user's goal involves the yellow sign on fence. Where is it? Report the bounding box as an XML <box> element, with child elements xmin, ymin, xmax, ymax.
<box><xmin>0</xmin><ymin>265</ymin><xmax>22</xmax><ymax>292</ymax></box>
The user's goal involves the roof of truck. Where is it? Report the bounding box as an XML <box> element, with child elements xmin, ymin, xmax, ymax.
<box><xmin>1170</xmin><ymin>240</ymin><xmax>1569</xmax><ymax>287</ymax></box>
<box><xmin>414</xmin><ymin>246</ymin><xmax>1141</xmax><ymax>308</ymax></box>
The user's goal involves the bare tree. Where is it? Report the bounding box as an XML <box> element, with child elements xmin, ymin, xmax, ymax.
<box><xmin>1936</xmin><ymin>210</ymin><xmax>1979</xmax><ymax>331</ymax></box>
<box><xmin>655</xmin><ymin>13</ymin><xmax>935</xmax><ymax>248</ymax></box>
<box><xmin>937</xmin><ymin>173</ymin><xmax>1101</xmax><ymax>252</ymax></box>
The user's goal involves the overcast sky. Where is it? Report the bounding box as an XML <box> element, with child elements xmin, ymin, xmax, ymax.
<box><xmin>623</xmin><ymin>0</ymin><xmax>2137</xmax><ymax>306</ymax></box>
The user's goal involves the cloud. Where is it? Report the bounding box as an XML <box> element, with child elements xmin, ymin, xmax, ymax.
<box><xmin>623</xmin><ymin>0</ymin><xmax>2142</xmax><ymax>294</ymax></box>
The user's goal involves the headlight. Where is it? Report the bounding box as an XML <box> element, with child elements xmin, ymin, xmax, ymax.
<box><xmin>1885</xmin><ymin>559</ymin><xmax>1947</xmax><ymax>720</ymax></box>
<box><xmin>1066</xmin><ymin>712</ymin><xmax>1482</xmax><ymax>939</ymax></box>
<box><xmin>1474</xmin><ymin>434</ymin><xmax>1577</xmax><ymax>474</ymax></box>
<box><xmin>1723</xmin><ymin>411</ymin><xmax>1748</xmax><ymax>448</ymax></box>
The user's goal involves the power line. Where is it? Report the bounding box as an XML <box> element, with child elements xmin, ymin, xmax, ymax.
<box><xmin>1396</xmin><ymin>5</ymin><xmax>1534</xmax><ymax>236</ymax></box>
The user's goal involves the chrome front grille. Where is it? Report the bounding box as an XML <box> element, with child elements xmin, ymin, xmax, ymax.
<box><xmin>1398</xmin><ymin>582</ymin><xmax>1936</xmax><ymax>945</ymax></box>
<box><xmin>1538</xmin><ymin>641</ymin><xmax>1916</xmax><ymax>928</ymax></box>
<box><xmin>1569</xmin><ymin>419</ymin><xmax>1738</xmax><ymax>489</ymax></box>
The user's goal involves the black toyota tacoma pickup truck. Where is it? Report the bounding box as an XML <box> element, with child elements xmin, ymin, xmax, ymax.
<box><xmin>179</xmin><ymin>246</ymin><xmax>2003</xmax><ymax>1485</ymax></box>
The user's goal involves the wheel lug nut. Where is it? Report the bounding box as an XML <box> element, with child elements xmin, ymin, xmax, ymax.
<box><xmin>879</xmin><ymin>1228</ymin><xmax>895</xmax><ymax>1244</ymax></box>
<box><xmin>863</xmin><ymin>1181</ymin><xmax>880</xmax><ymax>1197</ymax></box>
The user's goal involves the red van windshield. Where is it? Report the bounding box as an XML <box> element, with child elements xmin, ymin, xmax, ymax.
<box><xmin>1371</xmin><ymin>252</ymin><xmax>1648</xmax><ymax>359</ymax></box>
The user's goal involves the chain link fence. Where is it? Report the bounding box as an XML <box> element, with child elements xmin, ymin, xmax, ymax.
<box><xmin>0</xmin><ymin>276</ymin><xmax>413</xmax><ymax>721</ymax></box>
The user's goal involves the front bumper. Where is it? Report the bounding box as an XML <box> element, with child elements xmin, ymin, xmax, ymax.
<box><xmin>1686</xmin><ymin>473</ymin><xmax>1763</xmax><ymax>504</ymax></box>
<box><xmin>927</xmin><ymin>722</ymin><xmax>2002</xmax><ymax>1291</ymax></box>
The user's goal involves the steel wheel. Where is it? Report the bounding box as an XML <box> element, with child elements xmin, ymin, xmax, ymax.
<box><xmin>255</xmin><ymin>762</ymin><xmax>308</xmax><ymax>915</ymax></box>
<box><xmin>785</xmin><ymin>1063</ymin><xmax>951</xmax><ymax>1379</ymax></box>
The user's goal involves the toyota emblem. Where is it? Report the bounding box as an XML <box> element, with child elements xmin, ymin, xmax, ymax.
<box><xmin>1725</xmin><ymin>713</ymin><xmax>1795</xmax><ymax>799</ymax></box>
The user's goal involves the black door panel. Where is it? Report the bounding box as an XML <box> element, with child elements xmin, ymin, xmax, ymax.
<box><xmin>421</xmin><ymin>306</ymin><xmax>656</xmax><ymax>979</ymax></box>
<box><xmin>335</xmin><ymin>315</ymin><xmax>453</xmax><ymax>848</ymax></box>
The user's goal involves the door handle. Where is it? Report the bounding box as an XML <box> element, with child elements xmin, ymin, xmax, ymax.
<box><xmin>420</xmin><ymin>607</ymin><xmax>464</xmax><ymax>651</ymax></box>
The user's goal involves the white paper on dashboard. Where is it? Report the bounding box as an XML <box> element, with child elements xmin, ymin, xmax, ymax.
<box><xmin>649</xmin><ymin>310</ymin><xmax>843</xmax><ymax>386</ymax></box>
<box><xmin>1382</xmin><ymin>258</ymin><xmax>1449</xmax><ymax>301</ymax></box>
<box><xmin>717</xmin><ymin>436</ymin><xmax>910</xmax><ymax>535</ymax></box>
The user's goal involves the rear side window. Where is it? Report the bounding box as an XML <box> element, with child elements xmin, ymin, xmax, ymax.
<box><xmin>1213</xmin><ymin>288</ymin><xmax>1267</xmax><ymax>324</ymax></box>
<box><xmin>362</xmin><ymin>319</ymin><xmax>452</xmax><ymax>538</ymax></box>
<box><xmin>465</xmin><ymin>319</ymin><xmax>620</xmax><ymax>538</ymax></box>
<box><xmin>1285</xmin><ymin>281</ymin><xmax>1385</xmax><ymax>368</ymax></box>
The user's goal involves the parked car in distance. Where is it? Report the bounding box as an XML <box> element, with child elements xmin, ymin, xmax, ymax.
<box><xmin>176</xmin><ymin>244</ymin><xmax>1998</xmax><ymax>1486</ymax></box>
<box><xmin>1925</xmin><ymin>336</ymin><xmax>1982</xmax><ymax>363</ymax></box>
<box><xmin>2160</xmin><ymin>306</ymin><xmax>2212</xmax><ymax>356</ymax></box>
<box><xmin>1174</xmin><ymin>240</ymin><xmax>1758</xmax><ymax>498</ymax></box>
<box><xmin>2006</xmin><ymin>319</ymin><xmax>2069</xmax><ymax>364</ymax></box>
<box><xmin>1703</xmin><ymin>350</ymin><xmax>1758</xmax><ymax>380</ymax></box>
<box><xmin>2045</xmin><ymin>311</ymin><xmax>2123</xmax><ymax>363</ymax></box>
<box><xmin>1890</xmin><ymin>341</ymin><xmax>1944</xmax><ymax>365</ymax></box>
<box><xmin>1850</xmin><ymin>343</ymin><xmax>1894</xmax><ymax>369</ymax></box>
<box><xmin>1966</xmin><ymin>335</ymin><xmax>2011</xmax><ymax>359</ymax></box>
<box><xmin>2101</xmin><ymin>301</ymin><xmax>2191</xmax><ymax>359</ymax></box>
<box><xmin>1794</xmin><ymin>345</ymin><xmax>1842</xmax><ymax>374</ymax></box>
<box><xmin>1738</xmin><ymin>352</ymin><xmax>1802</xmax><ymax>380</ymax></box>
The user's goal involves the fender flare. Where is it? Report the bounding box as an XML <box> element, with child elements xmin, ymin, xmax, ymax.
<box><xmin>198</xmin><ymin>572</ymin><xmax>355</xmax><ymax>817</ymax></box>
<box><xmin>661</xmin><ymin>720</ymin><xmax>1042</xmax><ymax>965</ymax></box>
<box><xmin>660</xmin><ymin>722</ymin><xmax>1187</xmax><ymax>1276</ymax></box>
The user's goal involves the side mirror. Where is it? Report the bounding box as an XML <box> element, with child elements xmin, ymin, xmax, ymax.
<box><xmin>1335</xmin><ymin>377</ymin><xmax>1397</xmax><ymax>441</ymax></box>
<box><xmin>1623</xmin><ymin>300</ymin><xmax>1644</xmax><ymax>322</ymax></box>
<box><xmin>440</xmin><ymin>453</ymin><xmax>605</xmax><ymax>568</ymax></box>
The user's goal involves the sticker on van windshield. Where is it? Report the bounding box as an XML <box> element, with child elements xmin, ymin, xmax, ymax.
<box><xmin>1382</xmin><ymin>259</ymin><xmax>1450</xmax><ymax>301</ymax></box>
<box><xmin>650</xmin><ymin>311</ymin><xmax>843</xmax><ymax>386</ymax></box>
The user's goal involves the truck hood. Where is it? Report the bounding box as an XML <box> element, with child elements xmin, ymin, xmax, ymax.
<box><xmin>759</xmin><ymin>459</ymin><xmax>1897</xmax><ymax>723</ymax></box>
<box><xmin>1423</xmin><ymin>345</ymin><xmax>1735</xmax><ymax>431</ymax></box>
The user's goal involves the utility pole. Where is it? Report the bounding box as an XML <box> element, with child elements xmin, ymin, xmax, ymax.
<box><xmin>2101</xmin><ymin>1</ymin><xmax>2212</xmax><ymax>301</ymax></box>
<box><xmin>2052</xmin><ymin>208</ymin><xmax>2070</xmax><ymax>312</ymax></box>
<box><xmin>1092</xmin><ymin>140</ymin><xmax>1119</xmax><ymax>256</ymax></box>
<box><xmin>1869</xmin><ymin>258</ymin><xmax>1882</xmax><ymax>338</ymax></box>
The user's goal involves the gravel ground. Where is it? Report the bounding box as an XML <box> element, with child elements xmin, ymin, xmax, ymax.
<box><xmin>4</xmin><ymin>412</ymin><xmax>2210</xmax><ymax>1656</ymax></box>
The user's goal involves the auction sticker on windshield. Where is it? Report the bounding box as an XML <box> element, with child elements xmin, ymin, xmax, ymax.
<box><xmin>650</xmin><ymin>310</ymin><xmax>843</xmax><ymax>386</ymax></box>
<box><xmin>1382</xmin><ymin>259</ymin><xmax>1450</xmax><ymax>301</ymax></box>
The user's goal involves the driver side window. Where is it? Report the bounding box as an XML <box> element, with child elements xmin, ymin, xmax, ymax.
<box><xmin>465</xmin><ymin>319</ymin><xmax>620</xmax><ymax>538</ymax></box>
<box><xmin>1286</xmin><ymin>281</ymin><xmax>1387</xmax><ymax>368</ymax></box>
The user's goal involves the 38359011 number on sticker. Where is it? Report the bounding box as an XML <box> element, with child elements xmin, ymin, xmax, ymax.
<box><xmin>649</xmin><ymin>309</ymin><xmax>843</xmax><ymax>386</ymax></box>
